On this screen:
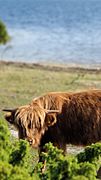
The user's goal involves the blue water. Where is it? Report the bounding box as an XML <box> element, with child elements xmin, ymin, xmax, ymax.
<box><xmin>0</xmin><ymin>0</ymin><xmax>101</xmax><ymax>64</ymax></box>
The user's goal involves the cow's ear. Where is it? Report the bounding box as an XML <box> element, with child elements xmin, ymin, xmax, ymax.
<box><xmin>3</xmin><ymin>108</ymin><xmax>17</xmax><ymax>124</ymax></box>
<box><xmin>45</xmin><ymin>110</ymin><xmax>59</xmax><ymax>127</ymax></box>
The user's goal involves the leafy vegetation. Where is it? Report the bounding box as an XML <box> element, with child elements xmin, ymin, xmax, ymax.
<box><xmin>0</xmin><ymin>118</ymin><xmax>101</xmax><ymax>180</ymax></box>
<box><xmin>0</xmin><ymin>20</ymin><xmax>10</xmax><ymax>44</ymax></box>
<box><xmin>36</xmin><ymin>143</ymin><xmax>101</xmax><ymax>180</ymax></box>
<box><xmin>0</xmin><ymin>119</ymin><xmax>39</xmax><ymax>180</ymax></box>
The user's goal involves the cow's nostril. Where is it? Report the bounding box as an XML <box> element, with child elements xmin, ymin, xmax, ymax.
<box><xmin>29</xmin><ymin>139</ymin><xmax>33</xmax><ymax>145</ymax></box>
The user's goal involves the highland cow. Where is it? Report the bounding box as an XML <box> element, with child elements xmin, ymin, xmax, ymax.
<box><xmin>3</xmin><ymin>90</ymin><xmax>101</xmax><ymax>155</ymax></box>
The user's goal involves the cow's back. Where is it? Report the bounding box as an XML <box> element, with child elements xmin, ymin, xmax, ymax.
<box><xmin>33</xmin><ymin>92</ymin><xmax>72</xmax><ymax>110</ymax></box>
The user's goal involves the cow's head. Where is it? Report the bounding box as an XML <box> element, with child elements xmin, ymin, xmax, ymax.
<box><xmin>3</xmin><ymin>103</ymin><xmax>59</xmax><ymax>148</ymax></box>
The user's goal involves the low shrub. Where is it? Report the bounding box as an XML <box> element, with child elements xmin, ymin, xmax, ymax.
<box><xmin>0</xmin><ymin>119</ymin><xmax>39</xmax><ymax>179</ymax></box>
<box><xmin>36</xmin><ymin>143</ymin><xmax>101</xmax><ymax>180</ymax></box>
<box><xmin>0</xmin><ymin>119</ymin><xmax>101</xmax><ymax>179</ymax></box>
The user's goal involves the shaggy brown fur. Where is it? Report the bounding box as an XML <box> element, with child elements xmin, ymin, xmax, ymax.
<box><xmin>3</xmin><ymin>90</ymin><xmax>101</xmax><ymax>154</ymax></box>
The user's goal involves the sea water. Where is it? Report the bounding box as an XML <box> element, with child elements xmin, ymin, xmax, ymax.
<box><xmin>0</xmin><ymin>0</ymin><xmax>101</xmax><ymax>65</ymax></box>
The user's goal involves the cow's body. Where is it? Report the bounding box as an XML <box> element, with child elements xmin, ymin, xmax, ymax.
<box><xmin>39</xmin><ymin>90</ymin><xmax>101</xmax><ymax>153</ymax></box>
<box><xmin>4</xmin><ymin>90</ymin><xmax>101</xmax><ymax>154</ymax></box>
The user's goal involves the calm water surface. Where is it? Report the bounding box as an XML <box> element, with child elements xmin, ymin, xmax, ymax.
<box><xmin>0</xmin><ymin>0</ymin><xmax>101</xmax><ymax>64</ymax></box>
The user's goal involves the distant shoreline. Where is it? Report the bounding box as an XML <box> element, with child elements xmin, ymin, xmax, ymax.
<box><xmin>0</xmin><ymin>60</ymin><xmax>101</xmax><ymax>74</ymax></box>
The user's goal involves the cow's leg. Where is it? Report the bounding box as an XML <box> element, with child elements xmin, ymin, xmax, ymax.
<box><xmin>38</xmin><ymin>145</ymin><xmax>47</xmax><ymax>173</ymax></box>
<box><xmin>38</xmin><ymin>145</ymin><xmax>45</xmax><ymax>163</ymax></box>
<box><xmin>53</xmin><ymin>142</ymin><xmax>67</xmax><ymax>155</ymax></box>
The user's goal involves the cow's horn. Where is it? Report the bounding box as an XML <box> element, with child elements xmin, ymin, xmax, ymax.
<box><xmin>2</xmin><ymin>108</ymin><xmax>17</xmax><ymax>112</ymax></box>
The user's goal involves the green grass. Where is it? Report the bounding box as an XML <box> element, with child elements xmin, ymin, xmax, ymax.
<box><xmin>0</xmin><ymin>62</ymin><xmax>101</xmax><ymax>119</ymax></box>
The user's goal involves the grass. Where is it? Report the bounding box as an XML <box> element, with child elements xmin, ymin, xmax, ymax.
<box><xmin>0</xmin><ymin>61</ymin><xmax>101</xmax><ymax>120</ymax></box>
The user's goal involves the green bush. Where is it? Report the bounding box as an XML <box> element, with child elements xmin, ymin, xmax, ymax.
<box><xmin>0</xmin><ymin>20</ymin><xmax>10</xmax><ymax>44</ymax></box>
<box><xmin>0</xmin><ymin>119</ymin><xmax>11</xmax><ymax>162</ymax></box>
<box><xmin>0</xmin><ymin>118</ymin><xmax>101</xmax><ymax>179</ymax></box>
<box><xmin>0</xmin><ymin>119</ymin><xmax>39</xmax><ymax>180</ymax></box>
<box><xmin>77</xmin><ymin>143</ymin><xmax>101</xmax><ymax>165</ymax></box>
<box><xmin>36</xmin><ymin>143</ymin><xmax>101</xmax><ymax>180</ymax></box>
